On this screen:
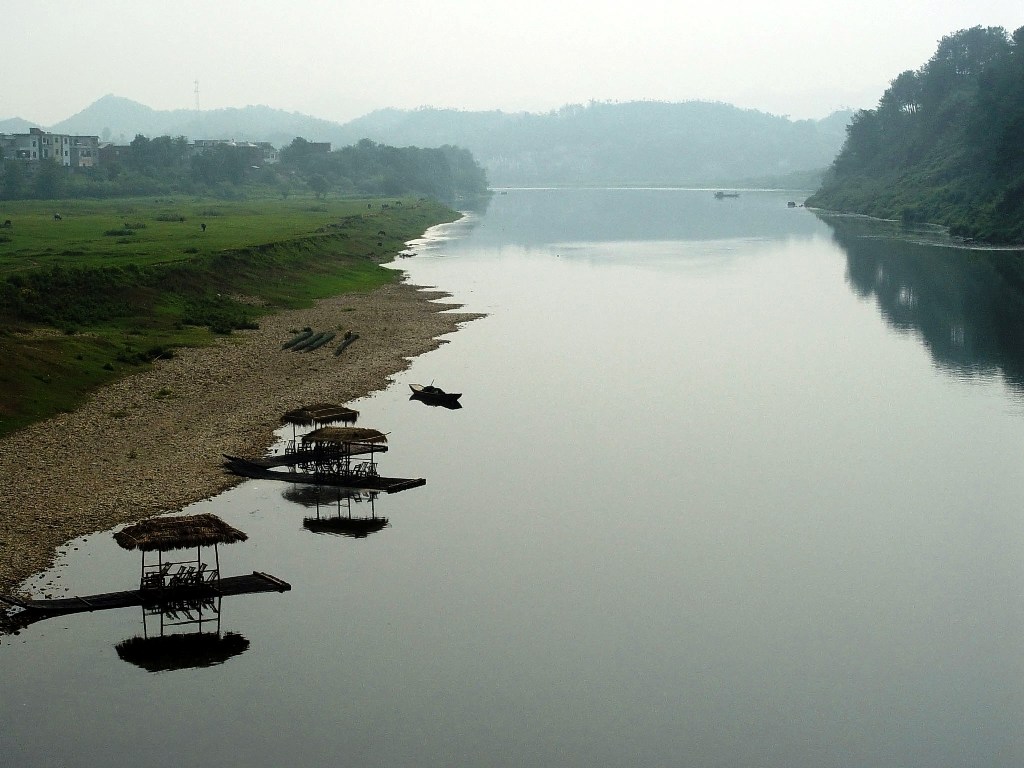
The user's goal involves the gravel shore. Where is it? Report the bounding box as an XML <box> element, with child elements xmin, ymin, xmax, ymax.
<box><xmin>0</xmin><ymin>279</ymin><xmax>482</xmax><ymax>595</ymax></box>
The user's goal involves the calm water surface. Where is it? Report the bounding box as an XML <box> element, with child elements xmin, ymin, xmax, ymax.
<box><xmin>3</xmin><ymin>189</ymin><xmax>1024</xmax><ymax>767</ymax></box>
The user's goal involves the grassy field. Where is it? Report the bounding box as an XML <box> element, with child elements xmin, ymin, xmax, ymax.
<box><xmin>0</xmin><ymin>196</ymin><xmax>435</xmax><ymax>273</ymax></box>
<box><xmin>0</xmin><ymin>195</ymin><xmax>459</xmax><ymax>436</ymax></box>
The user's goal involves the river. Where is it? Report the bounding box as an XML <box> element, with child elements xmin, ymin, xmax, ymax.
<box><xmin>2</xmin><ymin>188</ymin><xmax>1023</xmax><ymax>767</ymax></box>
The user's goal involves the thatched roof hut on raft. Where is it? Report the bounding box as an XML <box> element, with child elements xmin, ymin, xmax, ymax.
<box><xmin>114</xmin><ymin>513</ymin><xmax>248</xmax><ymax>592</ymax></box>
<box><xmin>281</xmin><ymin>403</ymin><xmax>359</xmax><ymax>427</ymax></box>
<box><xmin>280</xmin><ymin>403</ymin><xmax>359</xmax><ymax>447</ymax></box>
<box><xmin>301</xmin><ymin>426</ymin><xmax>387</xmax><ymax>446</ymax></box>
<box><xmin>298</xmin><ymin>427</ymin><xmax>388</xmax><ymax>476</ymax></box>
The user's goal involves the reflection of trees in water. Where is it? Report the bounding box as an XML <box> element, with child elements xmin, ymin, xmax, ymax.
<box><xmin>471</xmin><ymin>189</ymin><xmax>823</xmax><ymax>249</ymax></box>
<box><xmin>458</xmin><ymin>193</ymin><xmax>492</xmax><ymax>215</ymax></box>
<box><xmin>827</xmin><ymin>217</ymin><xmax>1024</xmax><ymax>389</ymax></box>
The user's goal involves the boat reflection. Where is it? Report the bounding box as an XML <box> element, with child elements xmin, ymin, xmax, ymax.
<box><xmin>408</xmin><ymin>388</ymin><xmax>463</xmax><ymax>410</ymax></box>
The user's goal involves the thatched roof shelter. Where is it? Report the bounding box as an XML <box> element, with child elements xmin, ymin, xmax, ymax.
<box><xmin>281</xmin><ymin>403</ymin><xmax>359</xmax><ymax>427</ymax></box>
<box><xmin>113</xmin><ymin>513</ymin><xmax>248</xmax><ymax>553</ymax></box>
<box><xmin>302</xmin><ymin>426</ymin><xmax>387</xmax><ymax>446</ymax></box>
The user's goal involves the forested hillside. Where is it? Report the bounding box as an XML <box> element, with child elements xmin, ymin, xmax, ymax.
<box><xmin>335</xmin><ymin>101</ymin><xmax>852</xmax><ymax>187</ymax></box>
<box><xmin>49</xmin><ymin>94</ymin><xmax>349</xmax><ymax>148</ymax></box>
<box><xmin>279</xmin><ymin>138</ymin><xmax>486</xmax><ymax>201</ymax></box>
<box><xmin>3</xmin><ymin>96</ymin><xmax>849</xmax><ymax>189</ymax></box>
<box><xmin>808</xmin><ymin>26</ymin><xmax>1024</xmax><ymax>243</ymax></box>
<box><xmin>0</xmin><ymin>135</ymin><xmax>488</xmax><ymax>202</ymax></box>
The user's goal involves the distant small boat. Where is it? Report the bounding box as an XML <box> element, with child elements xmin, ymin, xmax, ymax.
<box><xmin>714</xmin><ymin>191</ymin><xmax>740</xmax><ymax>199</ymax></box>
<box><xmin>409</xmin><ymin>384</ymin><xmax>462</xmax><ymax>407</ymax></box>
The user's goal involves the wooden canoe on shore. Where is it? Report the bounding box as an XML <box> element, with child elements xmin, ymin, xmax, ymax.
<box><xmin>222</xmin><ymin>455</ymin><xmax>426</xmax><ymax>493</ymax></box>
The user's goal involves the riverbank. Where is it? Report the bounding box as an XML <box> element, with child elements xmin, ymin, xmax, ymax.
<box><xmin>0</xmin><ymin>278</ymin><xmax>482</xmax><ymax>595</ymax></box>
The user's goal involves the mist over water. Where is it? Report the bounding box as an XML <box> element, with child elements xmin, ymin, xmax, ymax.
<box><xmin>2</xmin><ymin>189</ymin><xmax>1023</xmax><ymax>768</ymax></box>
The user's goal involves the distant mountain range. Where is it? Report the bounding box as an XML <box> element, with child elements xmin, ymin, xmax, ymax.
<box><xmin>41</xmin><ymin>95</ymin><xmax>345</xmax><ymax>149</ymax></box>
<box><xmin>0</xmin><ymin>117</ymin><xmax>38</xmax><ymax>134</ymax></box>
<box><xmin>336</xmin><ymin>102</ymin><xmax>852</xmax><ymax>187</ymax></box>
<box><xmin>4</xmin><ymin>95</ymin><xmax>852</xmax><ymax>187</ymax></box>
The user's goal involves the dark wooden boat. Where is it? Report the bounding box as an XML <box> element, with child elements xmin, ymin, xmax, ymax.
<box><xmin>409</xmin><ymin>383</ymin><xmax>462</xmax><ymax>406</ymax></box>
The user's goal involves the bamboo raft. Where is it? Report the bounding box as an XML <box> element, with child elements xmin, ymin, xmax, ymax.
<box><xmin>241</xmin><ymin>446</ymin><xmax>385</xmax><ymax>470</ymax></box>
<box><xmin>223</xmin><ymin>455</ymin><xmax>426</xmax><ymax>493</ymax></box>
<box><xmin>0</xmin><ymin>571</ymin><xmax>291</xmax><ymax>629</ymax></box>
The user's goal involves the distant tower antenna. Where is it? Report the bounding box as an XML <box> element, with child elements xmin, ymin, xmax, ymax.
<box><xmin>194</xmin><ymin>79</ymin><xmax>200</xmax><ymax>112</ymax></box>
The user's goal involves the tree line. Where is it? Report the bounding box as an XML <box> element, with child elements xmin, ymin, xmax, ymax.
<box><xmin>808</xmin><ymin>25</ymin><xmax>1024</xmax><ymax>243</ymax></box>
<box><xmin>0</xmin><ymin>135</ymin><xmax>489</xmax><ymax>202</ymax></box>
<box><xmin>336</xmin><ymin>101</ymin><xmax>853</xmax><ymax>187</ymax></box>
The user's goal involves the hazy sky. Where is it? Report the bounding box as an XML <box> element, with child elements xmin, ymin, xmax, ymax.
<box><xmin>4</xmin><ymin>0</ymin><xmax>1023</xmax><ymax>126</ymax></box>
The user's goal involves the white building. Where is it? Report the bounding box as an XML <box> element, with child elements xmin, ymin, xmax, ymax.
<box><xmin>0</xmin><ymin>128</ymin><xmax>99</xmax><ymax>167</ymax></box>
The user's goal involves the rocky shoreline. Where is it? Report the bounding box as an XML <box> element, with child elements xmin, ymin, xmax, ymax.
<box><xmin>0</xmin><ymin>279</ymin><xmax>482</xmax><ymax>595</ymax></box>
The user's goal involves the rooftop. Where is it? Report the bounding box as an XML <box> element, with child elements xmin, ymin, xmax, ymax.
<box><xmin>113</xmin><ymin>513</ymin><xmax>248</xmax><ymax>552</ymax></box>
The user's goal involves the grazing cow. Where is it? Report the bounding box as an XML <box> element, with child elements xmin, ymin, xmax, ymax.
<box><xmin>1</xmin><ymin>220</ymin><xmax>11</xmax><ymax>228</ymax></box>
<box><xmin>200</xmin><ymin>223</ymin><xmax>207</xmax><ymax>232</ymax></box>
<box><xmin>377</xmin><ymin>230</ymin><xmax>386</xmax><ymax>236</ymax></box>
<box><xmin>53</xmin><ymin>213</ymin><xmax>62</xmax><ymax>221</ymax></box>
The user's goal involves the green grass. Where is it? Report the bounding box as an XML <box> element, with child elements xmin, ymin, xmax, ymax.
<box><xmin>0</xmin><ymin>195</ymin><xmax>459</xmax><ymax>436</ymax></box>
<box><xmin>0</xmin><ymin>196</ymin><xmax>430</xmax><ymax>274</ymax></box>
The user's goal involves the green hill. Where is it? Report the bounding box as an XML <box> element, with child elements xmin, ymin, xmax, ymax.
<box><xmin>336</xmin><ymin>101</ymin><xmax>852</xmax><ymax>187</ymax></box>
<box><xmin>9</xmin><ymin>96</ymin><xmax>851</xmax><ymax>189</ymax></box>
<box><xmin>808</xmin><ymin>26</ymin><xmax>1024</xmax><ymax>244</ymax></box>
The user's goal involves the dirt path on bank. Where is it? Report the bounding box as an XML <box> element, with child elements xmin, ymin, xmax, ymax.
<box><xmin>0</xmin><ymin>280</ymin><xmax>482</xmax><ymax>595</ymax></box>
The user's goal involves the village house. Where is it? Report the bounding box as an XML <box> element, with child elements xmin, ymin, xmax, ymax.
<box><xmin>0</xmin><ymin>127</ymin><xmax>99</xmax><ymax>168</ymax></box>
<box><xmin>188</xmin><ymin>139</ymin><xmax>280</xmax><ymax>165</ymax></box>
<box><xmin>2</xmin><ymin>130</ymin><xmax>283</xmax><ymax>169</ymax></box>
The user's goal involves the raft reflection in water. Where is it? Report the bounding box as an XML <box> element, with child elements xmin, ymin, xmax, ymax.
<box><xmin>117</xmin><ymin>594</ymin><xmax>250</xmax><ymax>673</ymax></box>
<box><xmin>281</xmin><ymin>485</ymin><xmax>390</xmax><ymax>539</ymax></box>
